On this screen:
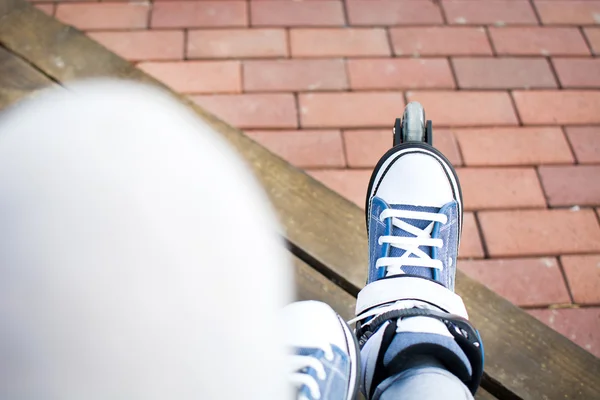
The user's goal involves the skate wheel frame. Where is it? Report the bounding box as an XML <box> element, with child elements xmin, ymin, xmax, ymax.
<box><xmin>393</xmin><ymin>101</ymin><xmax>433</xmax><ymax>146</ymax></box>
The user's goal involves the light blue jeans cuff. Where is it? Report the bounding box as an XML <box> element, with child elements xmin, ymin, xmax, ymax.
<box><xmin>373</xmin><ymin>355</ymin><xmax>474</xmax><ymax>400</ymax></box>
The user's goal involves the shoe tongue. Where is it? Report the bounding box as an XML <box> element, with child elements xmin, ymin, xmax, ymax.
<box><xmin>387</xmin><ymin>204</ymin><xmax>441</xmax><ymax>279</ymax></box>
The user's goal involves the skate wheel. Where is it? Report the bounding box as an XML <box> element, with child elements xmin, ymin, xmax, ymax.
<box><xmin>392</xmin><ymin>101</ymin><xmax>433</xmax><ymax>146</ymax></box>
<box><xmin>402</xmin><ymin>101</ymin><xmax>426</xmax><ymax>142</ymax></box>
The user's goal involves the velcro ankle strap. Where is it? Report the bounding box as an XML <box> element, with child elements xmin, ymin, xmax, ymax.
<box><xmin>356</xmin><ymin>276</ymin><xmax>469</xmax><ymax>319</ymax></box>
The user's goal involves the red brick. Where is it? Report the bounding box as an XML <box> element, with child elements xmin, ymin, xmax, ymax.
<box><xmin>535</xmin><ymin>1</ymin><xmax>600</xmax><ymax>25</ymax></box>
<box><xmin>443</xmin><ymin>0</ymin><xmax>538</xmax><ymax>25</ymax></box>
<box><xmin>562</xmin><ymin>255</ymin><xmax>600</xmax><ymax>305</ymax></box>
<box><xmin>299</xmin><ymin>93</ymin><xmax>405</xmax><ymax>128</ymax></box>
<box><xmin>55</xmin><ymin>3</ymin><xmax>150</xmax><ymax>30</ymax></box>
<box><xmin>528</xmin><ymin>308</ymin><xmax>600</xmax><ymax>358</ymax></box>
<box><xmin>34</xmin><ymin>3</ymin><xmax>54</xmax><ymax>15</ymax></box>
<box><xmin>454</xmin><ymin>127</ymin><xmax>574</xmax><ymax>166</ymax></box>
<box><xmin>245</xmin><ymin>130</ymin><xmax>345</xmax><ymax>168</ymax></box>
<box><xmin>433</xmin><ymin>130</ymin><xmax>463</xmax><ymax>167</ymax></box>
<box><xmin>539</xmin><ymin>166</ymin><xmax>600</xmax><ymax>207</ymax></box>
<box><xmin>151</xmin><ymin>1</ymin><xmax>247</xmax><ymax>28</ymax></box>
<box><xmin>87</xmin><ymin>31</ymin><xmax>184</xmax><ymax>62</ymax></box>
<box><xmin>566</xmin><ymin>126</ymin><xmax>600</xmax><ymax>163</ymax></box>
<box><xmin>457</xmin><ymin>168</ymin><xmax>546</xmax><ymax>210</ymax></box>
<box><xmin>343</xmin><ymin>130</ymin><xmax>393</xmax><ymax>168</ymax></box>
<box><xmin>250</xmin><ymin>0</ymin><xmax>344</xmax><ymax>27</ymax></box>
<box><xmin>405</xmin><ymin>91</ymin><xmax>518</xmax><ymax>126</ymax></box>
<box><xmin>243</xmin><ymin>59</ymin><xmax>348</xmax><ymax>92</ymax></box>
<box><xmin>513</xmin><ymin>91</ymin><xmax>600</xmax><ymax>125</ymax></box>
<box><xmin>290</xmin><ymin>28</ymin><xmax>390</xmax><ymax>57</ymax></box>
<box><xmin>479</xmin><ymin>209</ymin><xmax>600</xmax><ymax>257</ymax></box>
<box><xmin>343</xmin><ymin>129</ymin><xmax>462</xmax><ymax>168</ymax></box>
<box><xmin>306</xmin><ymin>169</ymin><xmax>372</xmax><ymax>208</ymax></box>
<box><xmin>553</xmin><ymin>58</ymin><xmax>600</xmax><ymax>88</ymax></box>
<box><xmin>138</xmin><ymin>61</ymin><xmax>241</xmax><ymax>94</ymax></box>
<box><xmin>390</xmin><ymin>27</ymin><xmax>493</xmax><ymax>56</ymax></box>
<box><xmin>347</xmin><ymin>59</ymin><xmax>455</xmax><ymax>90</ymax></box>
<box><xmin>459</xmin><ymin>212</ymin><xmax>485</xmax><ymax>259</ymax></box>
<box><xmin>346</xmin><ymin>0</ymin><xmax>444</xmax><ymax>26</ymax></box>
<box><xmin>191</xmin><ymin>94</ymin><xmax>297</xmax><ymax>129</ymax></box>
<box><xmin>452</xmin><ymin>57</ymin><xmax>557</xmax><ymax>89</ymax></box>
<box><xmin>584</xmin><ymin>28</ymin><xmax>600</xmax><ymax>55</ymax></box>
<box><xmin>187</xmin><ymin>29</ymin><xmax>288</xmax><ymax>59</ymax></box>
<box><xmin>489</xmin><ymin>27</ymin><xmax>590</xmax><ymax>56</ymax></box>
<box><xmin>459</xmin><ymin>258</ymin><xmax>570</xmax><ymax>307</ymax></box>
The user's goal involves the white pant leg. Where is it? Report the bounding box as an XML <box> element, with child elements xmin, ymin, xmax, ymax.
<box><xmin>0</xmin><ymin>81</ymin><xmax>293</xmax><ymax>400</ymax></box>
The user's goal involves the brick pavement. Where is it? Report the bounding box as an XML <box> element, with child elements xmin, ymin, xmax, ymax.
<box><xmin>32</xmin><ymin>0</ymin><xmax>600</xmax><ymax>358</ymax></box>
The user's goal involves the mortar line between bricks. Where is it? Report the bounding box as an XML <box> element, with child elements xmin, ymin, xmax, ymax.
<box><xmin>556</xmin><ymin>256</ymin><xmax>576</xmax><ymax>304</ymax></box>
<box><xmin>339</xmin><ymin>130</ymin><xmax>350</xmax><ymax>168</ymax></box>
<box><xmin>341</xmin><ymin>0</ymin><xmax>349</xmax><ymax>27</ymax></box>
<box><xmin>522</xmin><ymin>303</ymin><xmax>600</xmax><ymax>310</ymax></box>
<box><xmin>579</xmin><ymin>26</ymin><xmax>595</xmax><ymax>56</ymax></box>
<box><xmin>459</xmin><ymin>254</ymin><xmax>562</xmax><ymax>261</ymax></box>
<box><xmin>285</xmin><ymin>27</ymin><xmax>291</xmax><ymax>59</ymax></box>
<box><xmin>519</xmin><ymin>304</ymin><xmax>578</xmax><ymax>311</ymax></box>
<box><xmin>528</xmin><ymin>0</ymin><xmax>543</xmax><ymax>26</ymax></box>
<box><xmin>452</xmin><ymin>130</ymin><xmax>467</xmax><ymax>167</ymax></box>
<box><xmin>508</xmin><ymin>90</ymin><xmax>524</xmax><ymax>126</ymax></box>
<box><xmin>472</xmin><ymin>212</ymin><xmax>490</xmax><ymax>259</ymax></box>
<box><xmin>245</xmin><ymin>0</ymin><xmax>250</xmax><ymax>28</ymax></box>
<box><xmin>517</xmin><ymin>303</ymin><xmax>574</xmax><ymax>310</ymax></box>
<box><xmin>160</xmin><ymin>52</ymin><xmax>593</xmax><ymax>59</ymax></box>
<box><xmin>560</xmin><ymin>126</ymin><xmax>579</xmax><ymax>165</ymax></box>
<box><xmin>460</xmin><ymin>252</ymin><xmax>600</xmax><ymax>262</ymax></box>
<box><xmin>84</xmin><ymin>25</ymin><xmax>585</xmax><ymax>32</ymax></box>
<box><xmin>239</xmin><ymin>61</ymin><xmax>245</xmax><ymax>93</ymax></box>
<box><xmin>183</xmin><ymin>29</ymin><xmax>188</xmax><ymax>60</ymax></box>
<box><xmin>594</xmin><ymin>207</ymin><xmax>600</xmax><ymax>227</ymax></box>
<box><xmin>545</xmin><ymin>56</ymin><xmax>562</xmax><ymax>89</ymax></box>
<box><xmin>145</xmin><ymin>0</ymin><xmax>153</xmax><ymax>29</ymax></box>
<box><xmin>341</xmin><ymin>57</ymin><xmax>352</xmax><ymax>92</ymax></box>
<box><xmin>446</xmin><ymin>56</ymin><xmax>460</xmax><ymax>90</ymax></box>
<box><xmin>384</xmin><ymin>27</ymin><xmax>394</xmax><ymax>58</ymax></box>
<box><xmin>483</xmin><ymin>26</ymin><xmax>497</xmax><ymax>56</ymax></box>
<box><xmin>304</xmin><ymin>166</ymin><xmax>353</xmax><ymax>171</ymax></box>
<box><xmin>571</xmin><ymin>303</ymin><xmax>600</xmax><ymax>308</ymax></box>
<box><xmin>223</xmin><ymin>87</ymin><xmax>600</xmax><ymax>93</ymax></box>
<box><xmin>437</xmin><ymin>0</ymin><xmax>449</xmax><ymax>25</ymax></box>
<box><xmin>534</xmin><ymin>165</ymin><xmax>551</xmax><ymax>208</ymax></box>
<box><xmin>293</xmin><ymin>92</ymin><xmax>301</xmax><ymax>130</ymax></box>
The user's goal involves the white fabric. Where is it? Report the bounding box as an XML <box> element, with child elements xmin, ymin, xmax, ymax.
<box><xmin>0</xmin><ymin>81</ymin><xmax>293</xmax><ymax>399</ymax></box>
<box><xmin>283</xmin><ymin>301</ymin><xmax>345</xmax><ymax>357</ymax></box>
<box><xmin>283</xmin><ymin>301</ymin><xmax>346</xmax><ymax>400</ymax></box>
<box><xmin>354</xmin><ymin>278</ymin><xmax>469</xmax><ymax>320</ymax></box>
<box><xmin>371</xmin><ymin>152</ymin><xmax>458</xmax><ymax>209</ymax></box>
<box><xmin>368</xmin><ymin>148</ymin><xmax>462</xmax><ymax>250</ymax></box>
<box><xmin>376</xmin><ymin>209</ymin><xmax>448</xmax><ymax>274</ymax></box>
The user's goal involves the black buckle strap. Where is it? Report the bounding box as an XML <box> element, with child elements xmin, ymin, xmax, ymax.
<box><xmin>356</xmin><ymin>308</ymin><xmax>484</xmax><ymax>395</ymax></box>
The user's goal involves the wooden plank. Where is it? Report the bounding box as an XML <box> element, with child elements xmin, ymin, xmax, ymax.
<box><xmin>294</xmin><ymin>255</ymin><xmax>356</xmax><ymax>322</ymax></box>
<box><xmin>475</xmin><ymin>388</ymin><xmax>500</xmax><ymax>400</ymax></box>
<box><xmin>1</xmin><ymin>3</ymin><xmax>599</xmax><ymax>399</ymax></box>
<box><xmin>0</xmin><ymin>46</ymin><xmax>57</xmax><ymax>110</ymax></box>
